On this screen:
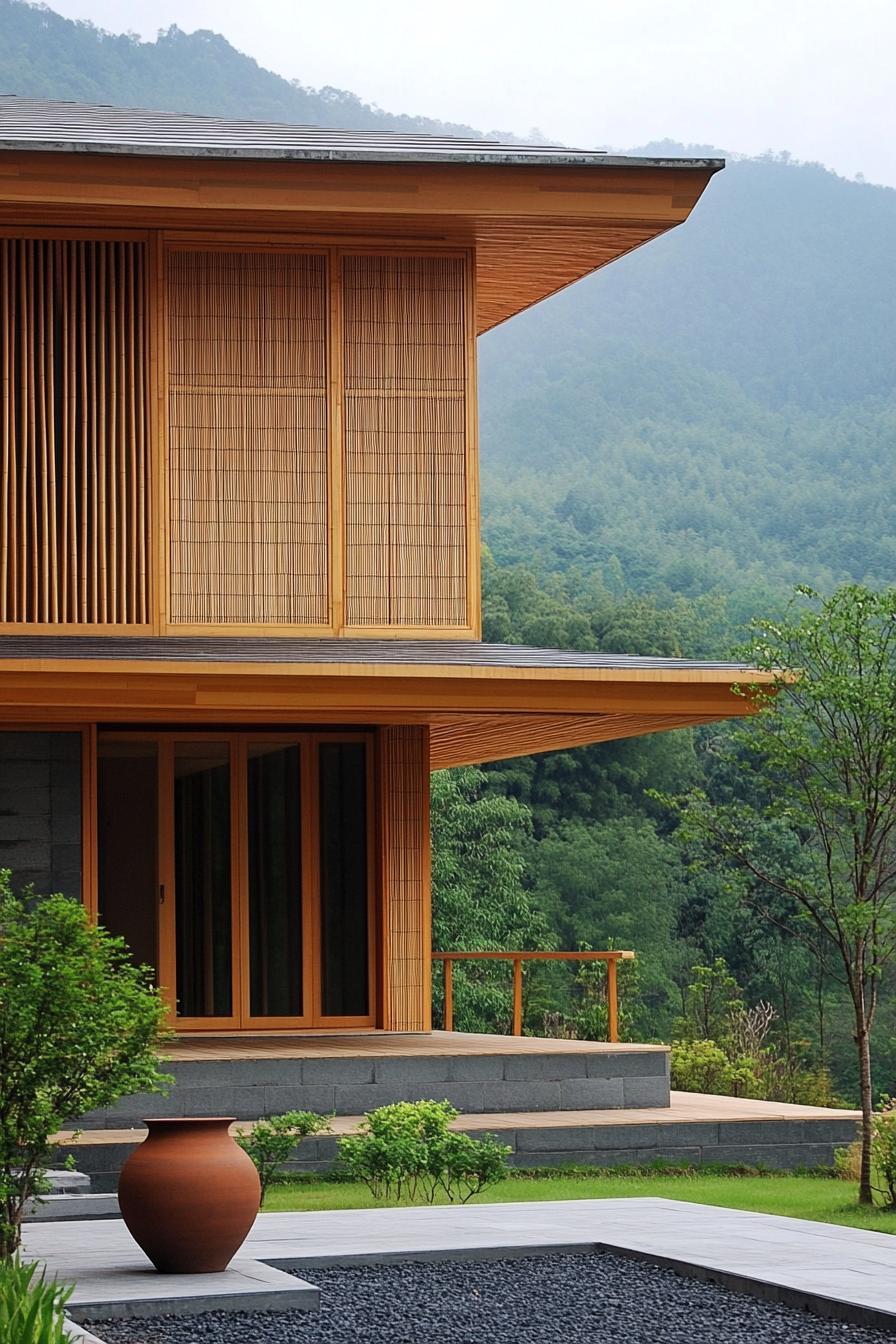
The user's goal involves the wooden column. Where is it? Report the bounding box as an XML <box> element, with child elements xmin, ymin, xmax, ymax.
<box><xmin>378</xmin><ymin>725</ymin><xmax>431</xmax><ymax>1032</ymax></box>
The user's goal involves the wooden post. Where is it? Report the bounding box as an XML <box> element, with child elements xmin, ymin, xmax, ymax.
<box><xmin>443</xmin><ymin>958</ymin><xmax>453</xmax><ymax>1032</ymax></box>
<box><xmin>512</xmin><ymin>957</ymin><xmax>523</xmax><ymax>1036</ymax></box>
<box><xmin>607</xmin><ymin>956</ymin><xmax>619</xmax><ymax>1043</ymax></box>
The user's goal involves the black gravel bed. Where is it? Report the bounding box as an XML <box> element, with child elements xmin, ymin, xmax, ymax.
<box><xmin>84</xmin><ymin>1252</ymin><xmax>892</xmax><ymax>1344</ymax></box>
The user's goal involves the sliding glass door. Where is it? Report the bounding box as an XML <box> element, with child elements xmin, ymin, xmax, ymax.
<box><xmin>96</xmin><ymin>731</ymin><xmax>374</xmax><ymax>1030</ymax></box>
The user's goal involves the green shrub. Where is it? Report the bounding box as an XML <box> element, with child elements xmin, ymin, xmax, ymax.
<box><xmin>871</xmin><ymin>1096</ymin><xmax>896</xmax><ymax>1209</ymax></box>
<box><xmin>338</xmin><ymin>1100</ymin><xmax>510</xmax><ymax>1204</ymax></box>
<box><xmin>0</xmin><ymin>1258</ymin><xmax>72</xmax><ymax>1343</ymax></box>
<box><xmin>0</xmin><ymin>870</ymin><xmax>171</xmax><ymax>1257</ymax></box>
<box><xmin>670</xmin><ymin>1038</ymin><xmax>763</xmax><ymax>1097</ymax></box>
<box><xmin>235</xmin><ymin>1111</ymin><xmax>331</xmax><ymax>1204</ymax></box>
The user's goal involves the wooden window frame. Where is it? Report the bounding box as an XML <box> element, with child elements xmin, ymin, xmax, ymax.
<box><xmin>94</xmin><ymin>727</ymin><xmax>377</xmax><ymax>1033</ymax></box>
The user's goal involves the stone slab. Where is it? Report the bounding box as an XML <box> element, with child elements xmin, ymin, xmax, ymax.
<box><xmin>28</xmin><ymin>1200</ymin><xmax>896</xmax><ymax>1337</ymax></box>
<box><xmin>24</xmin><ymin>1221</ymin><xmax>318</xmax><ymax>1322</ymax></box>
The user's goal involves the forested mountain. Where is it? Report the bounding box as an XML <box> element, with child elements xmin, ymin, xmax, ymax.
<box><xmin>0</xmin><ymin>0</ymin><xmax>497</xmax><ymax>137</ymax></box>
<box><xmin>480</xmin><ymin>152</ymin><xmax>896</xmax><ymax>602</ymax></box>
<box><xmin>2</xmin><ymin>0</ymin><xmax>894</xmax><ymax>1101</ymax></box>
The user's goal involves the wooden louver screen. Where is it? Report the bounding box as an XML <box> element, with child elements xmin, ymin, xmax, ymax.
<box><xmin>167</xmin><ymin>250</ymin><xmax>329</xmax><ymax>626</ymax></box>
<box><xmin>1</xmin><ymin>238</ymin><xmax>150</xmax><ymax>624</ymax></box>
<box><xmin>342</xmin><ymin>255</ymin><xmax>469</xmax><ymax>628</ymax></box>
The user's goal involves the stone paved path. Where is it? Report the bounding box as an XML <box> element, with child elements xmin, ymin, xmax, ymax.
<box><xmin>22</xmin><ymin>1198</ymin><xmax>896</xmax><ymax>1334</ymax></box>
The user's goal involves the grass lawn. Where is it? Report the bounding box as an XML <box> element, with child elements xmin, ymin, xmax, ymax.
<box><xmin>263</xmin><ymin>1170</ymin><xmax>896</xmax><ymax>1235</ymax></box>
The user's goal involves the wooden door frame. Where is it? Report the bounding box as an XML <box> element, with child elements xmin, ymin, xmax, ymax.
<box><xmin>95</xmin><ymin>727</ymin><xmax>377</xmax><ymax>1032</ymax></box>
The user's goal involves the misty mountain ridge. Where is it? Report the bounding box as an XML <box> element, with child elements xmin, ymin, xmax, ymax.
<box><xmin>2</xmin><ymin>0</ymin><xmax>894</xmax><ymax>607</ymax></box>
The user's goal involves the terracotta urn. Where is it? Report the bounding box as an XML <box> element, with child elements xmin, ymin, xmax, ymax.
<box><xmin>118</xmin><ymin>1117</ymin><xmax>260</xmax><ymax>1273</ymax></box>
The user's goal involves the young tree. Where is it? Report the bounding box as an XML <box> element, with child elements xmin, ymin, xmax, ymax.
<box><xmin>0</xmin><ymin>872</ymin><xmax>170</xmax><ymax>1255</ymax></box>
<box><xmin>670</xmin><ymin>585</ymin><xmax>896</xmax><ymax>1203</ymax></box>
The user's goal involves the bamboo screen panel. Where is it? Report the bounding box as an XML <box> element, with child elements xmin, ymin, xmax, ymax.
<box><xmin>379</xmin><ymin>726</ymin><xmax>430</xmax><ymax>1032</ymax></box>
<box><xmin>1</xmin><ymin>238</ymin><xmax>150</xmax><ymax>624</ymax></box>
<box><xmin>167</xmin><ymin>250</ymin><xmax>329</xmax><ymax>626</ymax></box>
<box><xmin>342</xmin><ymin>255</ymin><xmax>469</xmax><ymax>628</ymax></box>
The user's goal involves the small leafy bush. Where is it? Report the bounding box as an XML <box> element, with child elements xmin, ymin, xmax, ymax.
<box><xmin>338</xmin><ymin>1100</ymin><xmax>510</xmax><ymax>1204</ymax></box>
<box><xmin>871</xmin><ymin>1097</ymin><xmax>896</xmax><ymax>1209</ymax></box>
<box><xmin>670</xmin><ymin>1038</ymin><xmax>762</xmax><ymax>1098</ymax></box>
<box><xmin>0</xmin><ymin>870</ymin><xmax>170</xmax><ymax>1257</ymax></box>
<box><xmin>0</xmin><ymin>1258</ymin><xmax>71</xmax><ymax>1344</ymax></box>
<box><xmin>236</xmin><ymin>1111</ymin><xmax>331</xmax><ymax>1204</ymax></box>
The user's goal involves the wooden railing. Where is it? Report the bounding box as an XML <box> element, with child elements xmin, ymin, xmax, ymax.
<box><xmin>431</xmin><ymin>950</ymin><xmax>636</xmax><ymax>1043</ymax></box>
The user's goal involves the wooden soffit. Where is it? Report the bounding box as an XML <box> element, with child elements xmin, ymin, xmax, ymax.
<box><xmin>0</xmin><ymin>152</ymin><xmax>718</xmax><ymax>330</ymax></box>
<box><xmin>0</xmin><ymin>656</ymin><xmax>768</xmax><ymax>766</ymax></box>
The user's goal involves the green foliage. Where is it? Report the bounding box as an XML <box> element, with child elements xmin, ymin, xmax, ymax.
<box><xmin>670</xmin><ymin>1039</ymin><xmax>762</xmax><ymax>1098</ymax></box>
<box><xmin>0</xmin><ymin>1258</ymin><xmax>71</xmax><ymax>1344</ymax></box>
<box><xmin>675</xmin><ymin>959</ymin><xmax>745</xmax><ymax>1043</ymax></box>
<box><xmin>668</xmin><ymin>585</ymin><xmax>896</xmax><ymax>1201</ymax></box>
<box><xmin>0</xmin><ymin>871</ymin><xmax>170</xmax><ymax>1256</ymax></box>
<box><xmin>235</xmin><ymin>1111</ymin><xmax>331</xmax><ymax>1205</ymax></box>
<box><xmin>431</xmin><ymin>768</ymin><xmax>552</xmax><ymax>1032</ymax></box>
<box><xmin>871</xmin><ymin>1098</ymin><xmax>896</xmax><ymax>1210</ymax></box>
<box><xmin>337</xmin><ymin>1101</ymin><xmax>510</xmax><ymax>1204</ymax></box>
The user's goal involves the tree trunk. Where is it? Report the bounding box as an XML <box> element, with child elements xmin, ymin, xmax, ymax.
<box><xmin>856</xmin><ymin>1017</ymin><xmax>875</xmax><ymax>1205</ymax></box>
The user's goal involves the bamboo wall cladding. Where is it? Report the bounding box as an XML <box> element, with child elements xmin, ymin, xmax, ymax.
<box><xmin>342</xmin><ymin>255</ymin><xmax>468</xmax><ymax>628</ymax></box>
<box><xmin>1</xmin><ymin>238</ymin><xmax>150</xmax><ymax>624</ymax></box>
<box><xmin>379</xmin><ymin>726</ymin><xmax>430</xmax><ymax>1032</ymax></box>
<box><xmin>167</xmin><ymin>250</ymin><xmax>329</xmax><ymax>625</ymax></box>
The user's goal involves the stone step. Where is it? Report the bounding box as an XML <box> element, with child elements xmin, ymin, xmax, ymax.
<box><xmin>51</xmin><ymin>1096</ymin><xmax>860</xmax><ymax>1194</ymax></box>
<box><xmin>75</xmin><ymin>1045</ymin><xmax>671</xmax><ymax>1128</ymax></box>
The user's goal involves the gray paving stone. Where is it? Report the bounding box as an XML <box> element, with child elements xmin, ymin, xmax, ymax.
<box><xmin>716</xmin><ymin>1119</ymin><xmax>806</xmax><ymax>1145</ymax></box>
<box><xmin>633</xmin><ymin>1146</ymin><xmax>703</xmax><ymax>1166</ymax></box>
<box><xmin>622</xmin><ymin>1075</ymin><xmax>669</xmax><ymax>1107</ymax></box>
<box><xmin>647</xmin><ymin>1122</ymin><xmax>720</xmax><ymax>1147</ymax></box>
<box><xmin>502</xmin><ymin>1054</ymin><xmax>589</xmax><ymax>1081</ymax></box>
<box><xmin>263</xmin><ymin>1084</ymin><xmax>337</xmax><ymax>1115</ymax></box>
<box><xmin>708</xmin><ymin>1142</ymin><xmax>838</xmax><ymax>1169</ymax></box>
<box><xmin>590</xmin><ymin>1122</ymin><xmax>668</xmax><ymax>1149</ymax></box>
<box><xmin>446</xmin><ymin>1055</ymin><xmax>507</xmax><ymax>1081</ymax></box>
<box><xmin>302</xmin><ymin>1056</ymin><xmax>375</xmax><ymax>1085</ymax></box>
<box><xmin>455</xmin><ymin>1080</ymin><xmax>564</xmax><ymax>1113</ymax></box>
<box><xmin>332</xmin><ymin>1082</ymin><xmax>411</xmax><ymax>1113</ymax></box>
<box><xmin>586</xmin><ymin>1050</ymin><xmax>669</xmax><ymax>1078</ymax></box>
<box><xmin>517</xmin><ymin>1125</ymin><xmax>603</xmax><ymax>1152</ymax></box>
<box><xmin>559</xmin><ymin>1077</ymin><xmax>625</xmax><ymax>1109</ymax></box>
<box><xmin>373</xmin><ymin>1056</ymin><xmax>453</xmax><ymax>1084</ymax></box>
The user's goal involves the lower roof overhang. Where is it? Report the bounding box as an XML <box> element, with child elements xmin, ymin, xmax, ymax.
<box><xmin>0</xmin><ymin>638</ymin><xmax>773</xmax><ymax>769</ymax></box>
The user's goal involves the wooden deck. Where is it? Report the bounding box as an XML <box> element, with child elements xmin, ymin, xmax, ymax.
<box><xmin>163</xmin><ymin>1031</ymin><xmax>668</xmax><ymax>1062</ymax></box>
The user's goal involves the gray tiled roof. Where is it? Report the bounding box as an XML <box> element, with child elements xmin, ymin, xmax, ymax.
<box><xmin>0</xmin><ymin>95</ymin><xmax>724</xmax><ymax>171</ymax></box>
<box><xmin>0</xmin><ymin>635</ymin><xmax>750</xmax><ymax>673</ymax></box>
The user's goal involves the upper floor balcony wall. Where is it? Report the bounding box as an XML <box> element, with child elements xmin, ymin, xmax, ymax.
<box><xmin>0</xmin><ymin>233</ymin><xmax>478</xmax><ymax>637</ymax></box>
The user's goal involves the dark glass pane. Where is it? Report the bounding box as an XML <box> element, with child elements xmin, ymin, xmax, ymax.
<box><xmin>97</xmin><ymin>740</ymin><xmax>158</xmax><ymax>978</ymax></box>
<box><xmin>247</xmin><ymin>743</ymin><xmax>303</xmax><ymax>1018</ymax></box>
<box><xmin>0</xmin><ymin>731</ymin><xmax>82</xmax><ymax>900</ymax></box>
<box><xmin>319</xmin><ymin>742</ymin><xmax>369</xmax><ymax>1017</ymax></box>
<box><xmin>174</xmin><ymin>742</ymin><xmax>232</xmax><ymax>1017</ymax></box>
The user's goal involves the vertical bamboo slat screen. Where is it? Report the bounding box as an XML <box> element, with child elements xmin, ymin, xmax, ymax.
<box><xmin>379</xmin><ymin>725</ymin><xmax>431</xmax><ymax>1032</ymax></box>
<box><xmin>1</xmin><ymin>238</ymin><xmax>150</xmax><ymax>625</ymax></box>
<box><xmin>342</xmin><ymin>255</ymin><xmax>469</xmax><ymax>628</ymax></box>
<box><xmin>167</xmin><ymin>250</ymin><xmax>329</xmax><ymax>625</ymax></box>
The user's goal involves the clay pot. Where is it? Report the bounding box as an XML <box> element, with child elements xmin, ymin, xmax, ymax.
<box><xmin>118</xmin><ymin>1117</ymin><xmax>260</xmax><ymax>1273</ymax></box>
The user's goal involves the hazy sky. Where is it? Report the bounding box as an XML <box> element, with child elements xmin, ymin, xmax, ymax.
<box><xmin>46</xmin><ymin>0</ymin><xmax>896</xmax><ymax>188</ymax></box>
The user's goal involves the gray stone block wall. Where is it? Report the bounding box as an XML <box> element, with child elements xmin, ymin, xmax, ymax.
<box><xmin>56</xmin><ymin>1113</ymin><xmax>860</xmax><ymax>1194</ymax></box>
<box><xmin>0</xmin><ymin>730</ymin><xmax>82</xmax><ymax>899</ymax></box>
<box><xmin>89</xmin><ymin>1047</ymin><xmax>672</xmax><ymax>1128</ymax></box>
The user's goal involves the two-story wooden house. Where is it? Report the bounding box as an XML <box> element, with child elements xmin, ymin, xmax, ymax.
<box><xmin>0</xmin><ymin>96</ymin><xmax>769</xmax><ymax>1044</ymax></box>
